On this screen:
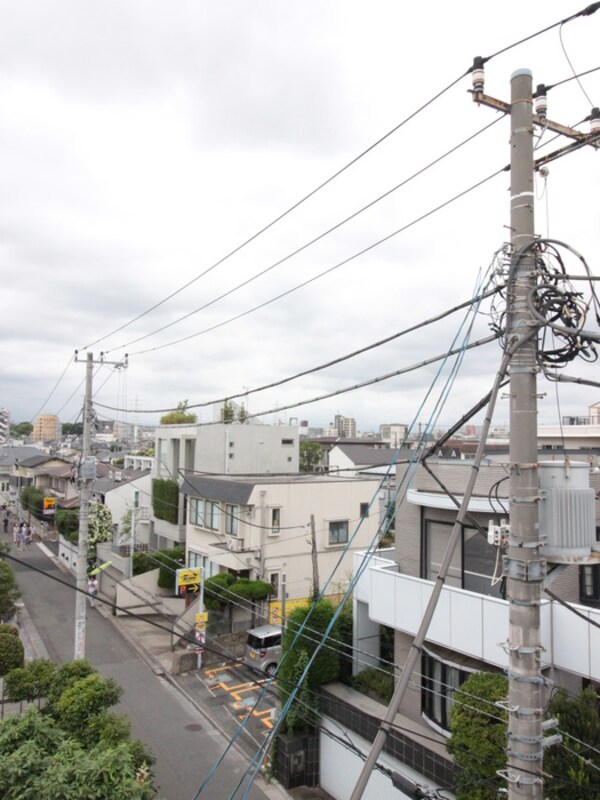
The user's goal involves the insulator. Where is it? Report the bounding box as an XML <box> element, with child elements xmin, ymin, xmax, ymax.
<box><xmin>591</xmin><ymin>107</ymin><xmax>600</xmax><ymax>135</ymax></box>
<box><xmin>534</xmin><ymin>85</ymin><xmax>547</xmax><ymax>119</ymax></box>
<box><xmin>471</xmin><ymin>56</ymin><xmax>485</xmax><ymax>93</ymax></box>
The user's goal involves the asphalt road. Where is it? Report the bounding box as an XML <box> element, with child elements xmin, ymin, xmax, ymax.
<box><xmin>4</xmin><ymin>539</ymin><xmax>277</xmax><ymax>800</ymax></box>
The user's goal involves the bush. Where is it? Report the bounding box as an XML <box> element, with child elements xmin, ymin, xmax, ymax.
<box><xmin>447</xmin><ymin>671</ymin><xmax>508</xmax><ymax>800</ymax></box>
<box><xmin>351</xmin><ymin>666</ymin><xmax>394</xmax><ymax>703</ymax></box>
<box><xmin>0</xmin><ymin>561</ymin><xmax>20</xmax><ymax>622</ymax></box>
<box><xmin>19</xmin><ymin>486</ymin><xmax>45</xmax><ymax>520</ymax></box>
<box><xmin>203</xmin><ymin>572</ymin><xmax>236</xmax><ymax>609</ymax></box>
<box><xmin>151</xmin><ymin>479</ymin><xmax>179</xmax><ymax>524</ymax></box>
<box><xmin>4</xmin><ymin>658</ymin><xmax>56</xmax><ymax>702</ymax></box>
<box><xmin>0</xmin><ymin>624</ymin><xmax>19</xmax><ymax>637</ymax></box>
<box><xmin>55</xmin><ymin>510</ymin><xmax>79</xmax><ymax>540</ymax></box>
<box><xmin>0</xmin><ymin>632</ymin><xmax>25</xmax><ymax>676</ymax></box>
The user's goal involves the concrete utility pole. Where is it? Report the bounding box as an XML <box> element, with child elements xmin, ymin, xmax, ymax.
<box><xmin>309</xmin><ymin>514</ymin><xmax>320</xmax><ymax>600</ymax></box>
<box><xmin>74</xmin><ymin>351</ymin><xmax>94</xmax><ymax>660</ymax></box>
<box><xmin>73</xmin><ymin>350</ymin><xmax>127</xmax><ymax>660</ymax></box>
<box><xmin>504</xmin><ymin>68</ymin><xmax>544</xmax><ymax>800</ymax></box>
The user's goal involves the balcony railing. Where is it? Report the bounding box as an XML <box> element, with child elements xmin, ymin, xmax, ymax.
<box><xmin>354</xmin><ymin>552</ymin><xmax>600</xmax><ymax>681</ymax></box>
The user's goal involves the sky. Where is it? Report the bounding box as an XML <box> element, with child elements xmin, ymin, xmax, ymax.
<box><xmin>1</xmin><ymin>1</ymin><xmax>599</xmax><ymax>435</ymax></box>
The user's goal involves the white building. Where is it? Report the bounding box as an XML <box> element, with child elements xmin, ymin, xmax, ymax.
<box><xmin>181</xmin><ymin>473</ymin><xmax>383</xmax><ymax>603</ymax></box>
<box><xmin>151</xmin><ymin>421</ymin><xmax>300</xmax><ymax>550</ymax></box>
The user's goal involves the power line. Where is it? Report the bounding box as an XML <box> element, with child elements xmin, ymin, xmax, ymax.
<box><xmin>104</xmin><ymin>118</ymin><xmax>504</xmax><ymax>355</ymax></box>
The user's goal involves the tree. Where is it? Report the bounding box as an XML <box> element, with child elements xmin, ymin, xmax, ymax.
<box><xmin>278</xmin><ymin>600</ymin><xmax>341</xmax><ymax>732</ymax></box>
<box><xmin>159</xmin><ymin>400</ymin><xmax>197</xmax><ymax>425</ymax></box>
<box><xmin>544</xmin><ymin>687</ymin><xmax>600</xmax><ymax>799</ymax></box>
<box><xmin>238</xmin><ymin>403</ymin><xmax>248</xmax><ymax>423</ymax></box>
<box><xmin>62</xmin><ymin>422</ymin><xmax>83</xmax><ymax>436</ymax></box>
<box><xmin>0</xmin><ymin>561</ymin><xmax>21</xmax><ymax>622</ymax></box>
<box><xmin>56</xmin><ymin>509</ymin><xmax>79</xmax><ymax>541</ymax></box>
<box><xmin>87</xmin><ymin>503</ymin><xmax>113</xmax><ymax>567</ymax></box>
<box><xmin>4</xmin><ymin>658</ymin><xmax>57</xmax><ymax>703</ymax></box>
<box><xmin>0</xmin><ymin>632</ymin><xmax>24</xmax><ymax>675</ymax></box>
<box><xmin>299</xmin><ymin>440</ymin><xmax>321</xmax><ymax>473</ymax></box>
<box><xmin>10</xmin><ymin>421</ymin><xmax>33</xmax><ymax>438</ymax></box>
<box><xmin>19</xmin><ymin>485</ymin><xmax>45</xmax><ymax>519</ymax></box>
<box><xmin>53</xmin><ymin>673</ymin><xmax>123</xmax><ymax>741</ymax></box>
<box><xmin>220</xmin><ymin>400</ymin><xmax>235</xmax><ymax>423</ymax></box>
<box><xmin>446</xmin><ymin>671</ymin><xmax>508</xmax><ymax>800</ymax></box>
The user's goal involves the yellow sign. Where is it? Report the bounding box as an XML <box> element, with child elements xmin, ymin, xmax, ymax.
<box><xmin>175</xmin><ymin>568</ymin><xmax>202</xmax><ymax>594</ymax></box>
<box><xmin>195</xmin><ymin>612</ymin><xmax>208</xmax><ymax>631</ymax></box>
<box><xmin>43</xmin><ymin>496</ymin><xmax>56</xmax><ymax>515</ymax></box>
<box><xmin>269</xmin><ymin>597</ymin><xmax>309</xmax><ymax>625</ymax></box>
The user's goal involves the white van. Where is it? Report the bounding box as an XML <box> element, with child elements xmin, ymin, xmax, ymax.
<box><xmin>243</xmin><ymin>624</ymin><xmax>282</xmax><ymax>676</ymax></box>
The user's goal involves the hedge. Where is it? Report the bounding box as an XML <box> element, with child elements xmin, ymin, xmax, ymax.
<box><xmin>0</xmin><ymin>632</ymin><xmax>25</xmax><ymax>676</ymax></box>
<box><xmin>151</xmin><ymin>479</ymin><xmax>179</xmax><ymax>524</ymax></box>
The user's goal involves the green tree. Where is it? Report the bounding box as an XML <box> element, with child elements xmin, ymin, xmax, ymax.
<box><xmin>10</xmin><ymin>421</ymin><xmax>33</xmax><ymax>438</ymax></box>
<box><xmin>61</xmin><ymin>422</ymin><xmax>84</xmax><ymax>436</ymax></box>
<box><xmin>220</xmin><ymin>400</ymin><xmax>235</xmax><ymax>423</ymax></box>
<box><xmin>238</xmin><ymin>403</ymin><xmax>248</xmax><ymax>423</ymax></box>
<box><xmin>0</xmin><ymin>631</ymin><xmax>25</xmax><ymax>675</ymax></box>
<box><xmin>278</xmin><ymin>600</ymin><xmax>341</xmax><ymax>732</ymax></box>
<box><xmin>0</xmin><ymin>561</ymin><xmax>21</xmax><ymax>622</ymax></box>
<box><xmin>447</xmin><ymin>671</ymin><xmax>508</xmax><ymax>800</ymax></box>
<box><xmin>45</xmin><ymin>660</ymin><xmax>97</xmax><ymax>713</ymax></box>
<box><xmin>544</xmin><ymin>687</ymin><xmax>600</xmax><ymax>799</ymax></box>
<box><xmin>54</xmin><ymin>673</ymin><xmax>123</xmax><ymax>741</ymax></box>
<box><xmin>4</xmin><ymin>658</ymin><xmax>56</xmax><ymax>703</ymax></box>
<box><xmin>159</xmin><ymin>400</ymin><xmax>197</xmax><ymax>425</ymax></box>
<box><xmin>299</xmin><ymin>440</ymin><xmax>322</xmax><ymax>472</ymax></box>
<box><xmin>19</xmin><ymin>485</ymin><xmax>45</xmax><ymax>519</ymax></box>
<box><xmin>56</xmin><ymin>509</ymin><xmax>80</xmax><ymax>541</ymax></box>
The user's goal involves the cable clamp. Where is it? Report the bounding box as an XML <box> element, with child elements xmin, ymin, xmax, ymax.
<box><xmin>507</xmin><ymin>732</ymin><xmax>544</xmax><ymax>746</ymax></box>
<box><xmin>505</xmin><ymin>748</ymin><xmax>544</xmax><ymax>762</ymax></box>
<box><xmin>498</xmin><ymin>641</ymin><xmax>544</xmax><ymax>657</ymax></box>
<box><xmin>508</xmin><ymin>598</ymin><xmax>541</xmax><ymax>607</ymax></box>
<box><xmin>502</xmin><ymin>555</ymin><xmax>546</xmax><ymax>581</ymax></box>
<box><xmin>496</xmin><ymin>702</ymin><xmax>543</xmax><ymax>718</ymax></box>
<box><xmin>506</xmin><ymin>538</ymin><xmax>545</xmax><ymax>549</ymax></box>
<box><xmin>497</xmin><ymin>769</ymin><xmax>542</xmax><ymax>786</ymax></box>
<box><xmin>509</xmin><ymin>495</ymin><xmax>540</xmax><ymax>504</ymax></box>
<box><xmin>506</xmin><ymin>670</ymin><xmax>548</xmax><ymax>687</ymax></box>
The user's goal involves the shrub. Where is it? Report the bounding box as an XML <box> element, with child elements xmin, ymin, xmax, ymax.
<box><xmin>4</xmin><ymin>658</ymin><xmax>56</xmax><ymax>702</ymax></box>
<box><xmin>55</xmin><ymin>510</ymin><xmax>79</xmax><ymax>540</ymax></box>
<box><xmin>19</xmin><ymin>486</ymin><xmax>45</xmax><ymax>520</ymax></box>
<box><xmin>203</xmin><ymin>572</ymin><xmax>236</xmax><ymax>609</ymax></box>
<box><xmin>0</xmin><ymin>632</ymin><xmax>25</xmax><ymax>676</ymax></box>
<box><xmin>151</xmin><ymin>479</ymin><xmax>178</xmax><ymax>524</ymax></box>
<box><xmin>447</xmin><ymin>671</ymin><xmax>508</xmax><ymax>800</ymax></box>
<box><xmin>351</xmin><ymin>666</ymin><xmax>394</xmax><ymax>703</ymax></box>
<box><xmin>132</xmin><ymin>547</ymin><xmax>185</xmax><ymax>590</ymax></box>
<box><xmin>0</xmin><ymin>624</ymin><xmax>19</xmax><ymax>637</ymax></box>
<box><xmin>0</xmin><ymin>561</ymin><xmax>20</xmax><ymax>622</ymax></box>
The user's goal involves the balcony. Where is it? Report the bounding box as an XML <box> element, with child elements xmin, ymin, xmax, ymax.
<box><xmin>354</xmin><ymin>552</ymin><xmax>600</xmax><ymax>681</ymax></box>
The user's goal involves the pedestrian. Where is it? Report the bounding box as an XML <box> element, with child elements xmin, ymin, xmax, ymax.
<box><xmin>2</xmin><ymin>517</ymin><xmax>7</xmax><ymax>533</ymax></box>
<box><xmin>87</xmin><ymin>575</ymin><xmax>98</xmax><ymax>607</ymax></box>
<box><xmin>24</xmin><ymin>525</ymin><xmax>32</xmax><ymax>550</ymax></box>
<box><xmin>17</xmin><ymin>524</ymin><xmax>25</xmax><ymax>551</ymax></box>
<box><xmin>12</xmin><ymin>522</ymin><xmax>19</xmax><ymax>545</ymax></box>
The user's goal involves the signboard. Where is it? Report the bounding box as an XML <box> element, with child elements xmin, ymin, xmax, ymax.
<box><xmin>269</xmin><ymin>597</ymin><xmax>309</xmax><ymax>625</ymax></box>
<box><xmin>194</xmin><ymin>629</ymin><xmax>206</xmax><ymax>654</ymax></box>
<box><xmin>43</xmin><ymin>496</ymin><xmax>56</xmax><ymax>516</ymax></box>
<box><xmin>195</xmin><ymin>612</ymin><xmax>208</xmax><ymax>631</ymax></box>
<box><xmin>175</xmin><ymin>567</ymin><xmax>202</xmax><ymax>596</ymax></box>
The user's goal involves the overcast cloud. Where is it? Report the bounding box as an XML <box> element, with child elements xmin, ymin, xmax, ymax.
<box><xmin>1</xmin><ymin>1</ymin><xmax>599</xmax><ymax>434</ymax></box>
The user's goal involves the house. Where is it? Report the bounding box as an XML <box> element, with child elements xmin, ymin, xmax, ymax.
<box><xmin>150</xmin><ymin>421</ymin><xmax>300</xmax><ymax>550</ymax></box>
<box><xmin>181</xmin><ymin>473</ymin><xmax>383</xmax><ymax>603</ymax></box>
<box><xmin>346</xmin><ymin>457</ymin><xmax>600</xmax><ymax>793</ymax></box>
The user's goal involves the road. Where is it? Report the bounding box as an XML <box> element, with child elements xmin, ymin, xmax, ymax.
<box><xmin>4</xmin><ymin>538</ymin><xmax>277</xmax><ymax>800</ymax></box>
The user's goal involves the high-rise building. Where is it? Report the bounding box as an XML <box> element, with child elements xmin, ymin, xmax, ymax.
<box><xmin>334</xmin><ymin>414</ymin><xmax>356</xmax><ymax>438</ymax></box>
<box><xmin>0</xmin><ymin>409</ymin><xmax>9</xmax><ymax>445</ymax></box>
<box><xmin>33</xmin><ymin>414</ymin><xmax>60</xmax><ymax>442</ymax></box>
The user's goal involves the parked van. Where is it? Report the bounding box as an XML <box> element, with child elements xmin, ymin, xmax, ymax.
<box><xmin>243</xmin><ymin>624</ymin><xmax>282</xmax><ymax>676</ymax></box>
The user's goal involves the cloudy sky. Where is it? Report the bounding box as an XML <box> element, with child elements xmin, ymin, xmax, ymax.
<box><xmin>1</xmin><ymin>1</ymin><xmax>599</xmax><ymax>435</ymax></box>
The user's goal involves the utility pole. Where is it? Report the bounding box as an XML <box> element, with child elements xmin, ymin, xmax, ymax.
<box><xmin>74</xmin><ymin>351</ymin><xmax>94</xmax><ymax>660</ymax></box>
<box><xmin>309</xmin><ymin>514</ymin><xmax>320</xmax><ymax>600</ymax></box>
<box><xmin>504</xmin><ymin>68</ymin><xmax>543</xmax><ymax>800</ymax></box>
<box><xmin>73</xmin><ymin>350</ymin><xmax>127</xmax><ymax>660</ymax></box>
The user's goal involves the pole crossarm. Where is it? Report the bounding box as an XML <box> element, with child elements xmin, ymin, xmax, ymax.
<box><xmin>472</xmin><ymin>91</ymin><xmax>600</xmax><ymax>149</ymax></box>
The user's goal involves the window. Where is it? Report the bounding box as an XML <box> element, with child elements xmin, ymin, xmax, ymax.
<box><xmin>187</xmin><ymin>551</ymin><xmax>219</xmax><ymax>578</ymax></box>
<box><xmin>281</xmin><ymin>438</ymin><xmax>294</xmax><ymax>446</ymax></box>
<box><xmin>360</xmin><ymin>502</ymin><xmax>369</xmax><ymax>518</ymax></box>
<box><xmin>580</xmin><ymin>565</ymin><xmax>600</xmax><ymax>607</ymax></box>
<box><xmin>270</xmin><ymin>573</ymin><xmax>280</xmax><ymax>598</ymax></box>
<box><xmin>226</xmin><ymin>504</ymin><xmax>239</xmax><ymax>536</ymax></box>
<box><xmin>271</xmin><ymin>508</ymin><xmax>281</xmax><ymax>534</ymax></box>
<box><xmin>189</xmin><ymin>498</ymin><xmax>220</xmax><ymax>531</ymax></box>
<box><xmin>328</xmin><ymin>520</ymin><xmax>348</xmax><ymax>545</ymax></box>
<box><xmin>422</xmin><ymin>651</ymin><xmax>471</xmax><ymax>732</ymax></box>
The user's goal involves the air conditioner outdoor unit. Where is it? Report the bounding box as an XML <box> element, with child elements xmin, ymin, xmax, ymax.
<box><xmin>228</xmin><ymin>537</ymin><xmax>243</xmax><ymax>553</ymax></box>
